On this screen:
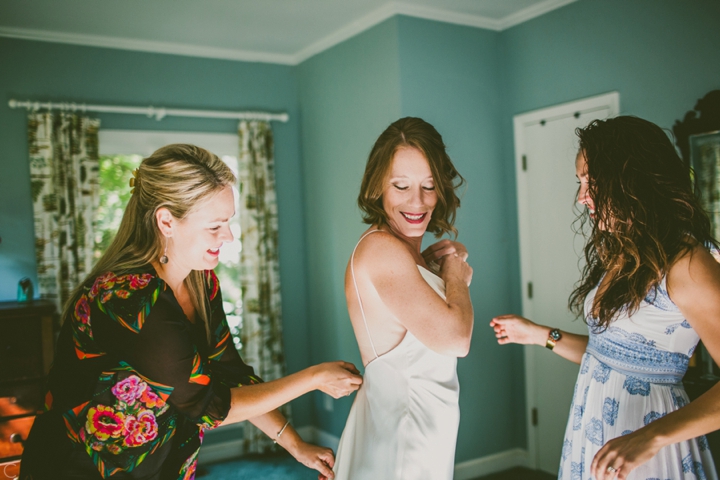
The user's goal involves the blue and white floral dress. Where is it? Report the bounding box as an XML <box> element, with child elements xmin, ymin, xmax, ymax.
<box><xmin>559</xmin><ymin>276</ymin><xmax>718</xmax><ymax>480</ymax></box>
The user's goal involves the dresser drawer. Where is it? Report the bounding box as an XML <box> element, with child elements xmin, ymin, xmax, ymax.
<box><xmin>0</xmin><ymin>300</ymin><xmax>56</xmax><ymax>382</ymax></box>
<box><xmin>0</xmin><ymin>416</ymin><xmax>34</xmax><ymax>460</ymax></box>
<box><xmin>0</xmin><ymin>458</ymin><xmax>20</xmax><ymax>480</ymax></box>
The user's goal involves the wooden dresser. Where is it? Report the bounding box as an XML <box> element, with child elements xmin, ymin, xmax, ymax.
<box><xmin>0</xmin><ymin>300</ymin><xmax>55</xmax><ymax>477</ymax></box>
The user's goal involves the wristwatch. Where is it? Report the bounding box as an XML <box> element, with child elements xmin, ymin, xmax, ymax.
<box><xmin>546</xmin><ymin>328</ymin><xmax>562</xmax><ymax>350</ymax></box>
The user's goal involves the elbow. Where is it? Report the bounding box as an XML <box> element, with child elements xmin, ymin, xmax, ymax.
<box><xmin>453</xmin><ymin>314</ymin><xmax>474</xmax><ymax>357</ymax></box>
<box><xmin>444</xmin><ymin>327</ymin><xmax>473</xmax><ymax>358</ymax></box>
<box><xmin>453</xmin><ymin>335</ymin><xmax>472</xmax><ymax>358</ymax></box>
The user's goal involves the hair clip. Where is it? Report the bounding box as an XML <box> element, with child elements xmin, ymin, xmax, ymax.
<box><xmin>129</xmin><ymin>168</ymin><xmax>139</xmax><ymax>194</ymax></box>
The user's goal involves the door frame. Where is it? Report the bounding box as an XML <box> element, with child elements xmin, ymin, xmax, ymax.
<box><xmin>513</xmin><ymin>92</ymin><xmax>620</xmax><ymax>468</ymax></box>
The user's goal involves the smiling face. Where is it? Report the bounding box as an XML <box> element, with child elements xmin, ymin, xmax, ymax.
<box><xmin>165</xmin><ymin>185</ymin><xmax>235</xmax><ymax>272</ymax></box>
<box><xmin>382</xmin><ymin>146</ymin><xmax>437</xmax><ymax>238</ymax></box>
<box><xmin>576</xmin><ymin>149</ymin><xmax>610</xmax><ymax>231</ymax></box>
<box><xmin>575</xmin><ymin>150</ymin><xmax>594</xmax><ymax>217</ymax></box>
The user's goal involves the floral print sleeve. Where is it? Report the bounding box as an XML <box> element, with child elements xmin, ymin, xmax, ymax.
<box><xmin>204</xmin><ymin>270</ymin><xmax>263</xmax><ymax>389</ymax></box>
<box><xmin>61</xmin><ymin>362</ymin><xmax>176</xmax><ymax>477</ymax></box>
<box><xmin>48</xmin><ymin>267</ymin><xmax>261</xmax><ymax>479</ymax></box>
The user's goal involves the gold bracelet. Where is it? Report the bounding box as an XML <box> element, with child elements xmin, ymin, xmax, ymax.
<box><xmin>274</xmin><ymin>420</ymin><xmax>290</xmax><ymax>444</ymax></box>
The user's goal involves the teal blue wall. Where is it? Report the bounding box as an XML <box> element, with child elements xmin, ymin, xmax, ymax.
<box><xmin>396</xmin><ymin>16</ymin><xmax>525</xmax><ymax>461</ymax></box>
<box><xmin>297</xmin><ymin>18</ymin><xmax>402</xmax><ymax>434</ymax></box>
<box><xmin>0</xmin><ymin>37</ymin><xmax>315</xmax><ymax>427</ymax></box>
<box><xmin>3</xmin><ymin>0</ymin><xmax>719</xmax><ymax>462</ymax></box>
<box><xmin>500</xmin><ymin>0</ymin><xmax>720</xmax><ymax>126</ymax></box>
<box><xmin>295</xmin><ymin>0</ymin><xmax>720</xmax><ymax>462</ymax></box>
<box><xmin>495</xmin><ymin>0</ymin><xmax>720</xmax><ymax>453</ymax></box>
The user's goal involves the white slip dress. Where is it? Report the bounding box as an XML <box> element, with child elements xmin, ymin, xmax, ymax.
<box><xmin>559</xmin><ymin>276</ymin><xmax>718</xmax><ymax>480</ymax></box>
<box><xmin>332</xmin><ymin>231</ymin><xmax>461</xmax><ymax>480</ymax></box>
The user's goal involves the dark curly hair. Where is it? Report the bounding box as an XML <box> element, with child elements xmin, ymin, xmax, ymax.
<box><xmin>357</xmin><ymin>117</ymin><xmax>464</xmax><ymax>237</ymax></box>
<box><xmin>569</xmin><ymin>116</ymin><xmax>717</xmax><ymax>329</ymax></box>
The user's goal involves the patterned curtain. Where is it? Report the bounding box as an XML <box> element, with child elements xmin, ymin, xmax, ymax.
<box><xmin>237</xmin><ymin>120</ymin><xmax>289</xmax><ymax>453</ymax></box>
<box><xmin>28</xmin><ymin>112</ymin><xmax>100</xmax><ymax>312</ymax></box>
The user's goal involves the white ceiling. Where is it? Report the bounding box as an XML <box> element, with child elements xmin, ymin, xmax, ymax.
<box><xmin>0</xmin><ymin>0</ymin><xmax>576</xmax><ymax>65</ymax></box>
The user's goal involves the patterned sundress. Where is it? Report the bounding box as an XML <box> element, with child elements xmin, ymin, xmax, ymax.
<box><xmin>559</xmin><ymin>276</ymin><xmax>718</xmax><ymax>480</ymax></box>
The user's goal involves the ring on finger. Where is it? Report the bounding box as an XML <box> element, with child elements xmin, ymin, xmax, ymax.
<box><xmin>607</xmin><ymin>466</ymin><xmax>617</xmax><ymax>473</ymax></box>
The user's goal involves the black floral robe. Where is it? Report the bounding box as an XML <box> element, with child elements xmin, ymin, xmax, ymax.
<box><xmin>21</xmin><ymin>267</ymin><xmax>261</xmax><ymax>480</ymax></box>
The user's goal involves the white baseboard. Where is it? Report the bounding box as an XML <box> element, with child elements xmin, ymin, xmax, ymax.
<box><xmin>454</xmin><ymin>448</ymin><xmax>530</xmax><ymax>480</ymax></box>
<box><xmin>198</xmin><ymin>425</ymin><xmax>342</xmax><ymax>466</ymax></box>
<box><xmin>200</xmin><ymin>424</ymin><xmax>529</xmax><ymax>479</ymax></box>
<box><xmin>198</xmin><ymin>439</ymin><xmax>245</xmax><ymax>465</ymax></box>
<box><xmin>198</xmin><ymin>423</ymin><xmax>245</xmax><ymax>465</ymax></box>
<box><xmin>296</xmin><ymin>425</ymin><xmax>341</xmax><ymax>452</ymax></box>
<box><xmin>305</xmin><ymin>427</ymin><xmax>529</xmax><ymax>479</ymax></box>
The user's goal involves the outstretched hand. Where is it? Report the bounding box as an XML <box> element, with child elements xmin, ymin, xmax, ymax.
<box><xmin>490</xmin><ymin>314</ymin><xmax>545</xmax><ymax>345</ymax></box>
<box><xmin>590</xmin><ymin>428</ymin><xmax>662</xmax><ymax>480</ymax></box>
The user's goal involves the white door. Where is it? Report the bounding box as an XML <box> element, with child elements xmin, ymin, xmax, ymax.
<box><xmin>514</xmin><ymin>93</ymin><xmax>619</xmax><ymax>474</ymax></box>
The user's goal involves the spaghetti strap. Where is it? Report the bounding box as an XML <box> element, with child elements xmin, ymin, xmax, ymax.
<box><xmin>334</xmin><ymin>230</ymin><xmax>459</xmax><ymax>480</ymax></box>
<box><xmin>350</xmin><ymin>230</ymin><xmax>381</xmax><ymax>359</ymax></box>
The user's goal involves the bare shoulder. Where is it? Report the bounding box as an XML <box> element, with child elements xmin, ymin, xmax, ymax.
<box><xmin>667</xmin><ymin>241</ymin><xmax>720</xmax><ymax>307</ymax></box>
<box><xmin>350</xmin><ymin>229</ymin><xmax>417</xmax><ymax>275</ymax></box>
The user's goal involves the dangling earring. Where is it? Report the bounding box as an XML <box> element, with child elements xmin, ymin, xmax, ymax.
<box><xmin>160</xmin><ymin>239</ymin><xmax>169</xmax><ymax>264</ymax></box>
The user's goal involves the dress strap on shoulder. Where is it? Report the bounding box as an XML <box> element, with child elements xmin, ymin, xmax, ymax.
<box><xmin>351</xmin><ymin>230</ymin><xmax>382</xmax><ymax>359</ymax></box>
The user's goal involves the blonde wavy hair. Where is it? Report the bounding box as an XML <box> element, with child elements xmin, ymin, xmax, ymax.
<box><xmin>63</xmin><ymin>144</ymin><xmax>236</xmax><ymax>341</ymax></box>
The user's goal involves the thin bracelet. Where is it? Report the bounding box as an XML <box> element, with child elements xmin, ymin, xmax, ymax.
<box><xmin>274</xmin><ymin>420</ymin><xmax>290</xmax><ymax>444</ymax></box>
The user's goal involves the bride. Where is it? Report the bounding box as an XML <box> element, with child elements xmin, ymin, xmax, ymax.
<box><xmin>332</xmin><ymin>117</ymin><xmax>474</xmax><ymax>479</ymax></box>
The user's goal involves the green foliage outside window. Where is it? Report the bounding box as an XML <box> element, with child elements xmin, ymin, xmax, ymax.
<box><xmin>94</xmin><ymin>155</ymin><xmax>142</xmax><ymax>259</ymax></box>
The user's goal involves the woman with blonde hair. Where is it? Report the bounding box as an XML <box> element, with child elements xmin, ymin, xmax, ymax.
<box><xmin>21</xmin><ymin>144</ymin><xmax>362</xmax><ymax>480</ymax></box>
<box><xmin>333</xmin><ymin>117</ymin><xmax>474</xmax><ymax>479</ymax></box>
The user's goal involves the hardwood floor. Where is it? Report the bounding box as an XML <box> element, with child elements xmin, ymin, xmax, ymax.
<box><xmin>473</xmin><ymin>467</ymin><xmax>556</xmax><ymax>480</ymax></box>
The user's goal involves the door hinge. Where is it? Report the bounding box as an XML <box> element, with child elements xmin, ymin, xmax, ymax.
<box><xmin>522</xmin><ymin>155</ymin><xmax>527</xmax><ymax>171</ymax></box>
<box><xmin>527</xmin><ymin>281</ymin><xmax>533</xmax><ymax>299</ymax></box>
<box><xmin>532</xmin><ymin>407</ymin><xmax>538</xmax><ymax>426</ymax></box>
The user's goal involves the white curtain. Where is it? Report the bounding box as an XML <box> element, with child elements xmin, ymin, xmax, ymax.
<box><xmin>27</xmin><ymin>112</ymin><xmax>100</xmax><ymax>311</ymax></box>
<box><xmin>237</xmin><ymin>120</ymin><xmax>289</xmax><ymax>453</ymax></box>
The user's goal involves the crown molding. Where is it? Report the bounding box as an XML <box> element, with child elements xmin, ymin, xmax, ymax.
<box><xmin>292</xmin><ymin>3</ymin><xmax>398</xmax><ymax>64</ymax></box>
<box><xmin>0</xmin><ymin>26</ymin><xmax>297</xmax><ymax>65</ymax></box>
<box><xmin>292</xmin><ymin>1</ymin><xmax>505</xmax><ymax>64</ymax></box>
<box><xmin>498</xmin><ymin>0</ymin><xmax>578</xmax><ymax>30</ymax></box>
<box><xmin>0</xmin><ymin>0</ymin><xmax>577</xmax><ymax>66</ymax></box>
<box><xmin>393</xmin><ymin>2</ymin><xmax>503</xmax><ymax>31</ymax></box>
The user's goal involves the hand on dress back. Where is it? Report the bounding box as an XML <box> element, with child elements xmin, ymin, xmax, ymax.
<box><xmin>313</xmin><ymin>361</ymin><xmax>363</xmax><ymax>399</ymax></box>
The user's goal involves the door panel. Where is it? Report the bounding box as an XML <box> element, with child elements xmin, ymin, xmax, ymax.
<box><xmin>514</xmin><ymin>94</ymin><xmax>619</xmax><ymax>474</ymax></box>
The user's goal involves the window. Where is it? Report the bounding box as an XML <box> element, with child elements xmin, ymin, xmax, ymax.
<box><xmin>97</xmin><ymin>130</ymin><xmax>244</xmax><ymax>349</ymax></box>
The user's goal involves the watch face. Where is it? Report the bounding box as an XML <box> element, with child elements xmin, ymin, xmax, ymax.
<box><xmin>550</xmin><ymin>329</ymin><xmax>562</xmax><ymax>341</ymax></box>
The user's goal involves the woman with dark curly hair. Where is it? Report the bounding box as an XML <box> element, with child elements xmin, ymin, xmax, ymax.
<box><xmin>491</xmin><ymin>116</ymin><xmax>720</xmax><ymax>480</ymax></box>
<box><xmin>332</xmin><ymin>117</ymin><xmax>474</xmax><ymax>479</ymax></box>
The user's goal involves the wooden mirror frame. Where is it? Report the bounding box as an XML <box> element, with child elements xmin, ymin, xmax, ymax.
<box><xmin>673</xmin><ymin>89</ymin><xmax>720</xmax><ymax>162</ymax></box>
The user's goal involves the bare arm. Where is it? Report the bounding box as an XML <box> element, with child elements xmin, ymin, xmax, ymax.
<box><xmin>591</xmin><ymin>244</ymin><xmax>720</xmax><ymax>480</ymax></box>
<box><xmin>360</xmin><ymin>233</ymin><xmax>474</xmax><ymax>357</ymax></box>
<box><xmin>490</xmin><ymin>315</ymin><xmax>588</xmax><ymax>364</ymax></box>
<box><xmin>249</xmin><ymin>410</ymin><xmax>336</xmax><ymax>479</ymax></box>
<box><xmin>221</xmin><ymin>361</ymin><xmax>361</xmax><ymax>425</ymax></box>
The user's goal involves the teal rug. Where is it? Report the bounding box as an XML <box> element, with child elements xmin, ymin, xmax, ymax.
<box><xmin>197</xmin><ymin>453</ymin><xmax>317</xmax><ymax>480</ymax></box>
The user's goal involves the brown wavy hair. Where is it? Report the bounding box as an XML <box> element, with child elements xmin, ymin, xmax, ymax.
<box><xmin>569</xmin><ymin>116</ymin><xmax>717</xmax><ymax>329</ymax></box>
<box><xmin>357</xmin><ymin>117</ymin><xmax>464</xmax><ymax>237</ymax></box>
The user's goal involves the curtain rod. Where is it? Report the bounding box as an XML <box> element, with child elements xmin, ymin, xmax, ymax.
<box><xmin>8</xmin><ymin>99</ymin><xmax>289</xmax><ymax>123</ymax></box>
